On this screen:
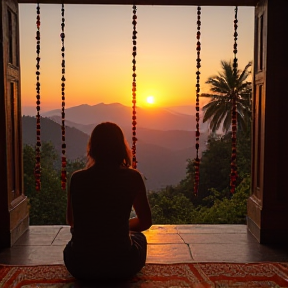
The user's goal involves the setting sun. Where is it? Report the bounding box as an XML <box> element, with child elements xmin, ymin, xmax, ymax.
<box><xmin>146</xmin><ymin>96</ymin><xmax>155</xmax><ymax>104</ymax></box>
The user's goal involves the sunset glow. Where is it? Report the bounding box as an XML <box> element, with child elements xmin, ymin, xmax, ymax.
<box><xmin>146</xmin><ymin>96</ymin><xmax>155</xmax><ymax>104</ymax></box>
<box><xmin>18</xmin><ymin>5</ymin><xmax>254</xmax><ymax>113</ymax></box>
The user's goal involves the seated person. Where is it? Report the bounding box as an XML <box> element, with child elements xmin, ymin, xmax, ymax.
<box><xmin>63</xmin><ymin>122</ymin><xmax>152</xmax><ymax>282</ymax></box>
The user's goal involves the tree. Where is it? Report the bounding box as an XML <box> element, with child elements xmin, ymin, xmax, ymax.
<box><xmin>147</xmin><ymin>126</ymin><xmax>252</xmax><ymax>225</ymax></box>
<box><xmin>23</xmin><ymin>142</ymin><xmax>66</xmax><ymax>224</ymax></box>
<box><xmin>197</xmin><ymin>134</ymin><xmax>232</xmax><ymax>200</ymax></box>
<box><xmin>180</xmin><ymin>124</ymin><xmax>251</xmax><ymax>203</ymax></box>
<box><xmin>148</xmin><ymin>186</ymin><xmax>195</xmax><ymax>224</ymax></box>
<box><xmin>193</xmin><ymin>177</ymin><xmax>251</xmax><ymax>224</ymax></box>
<box><xmin>23</xmin><ymin>142</ymin><xmax>85</xmax><ymax>225</ymax></box>
<box><xmin>201</xmin><ymin>60</ymin><xmax>252</xmax><ymax>133</ymax></box>
<box><xmin>201</xmin><ymin>60</ymin><xmax>252</xmax><ymax>193</ymax></box>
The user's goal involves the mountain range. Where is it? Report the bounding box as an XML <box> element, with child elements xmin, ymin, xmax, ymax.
<box><xmin>41</xmin><ymin>102</ymin><xmax>210</xmax><ymax>131</ymax></box>
<box><xmin>22</xmin><ymin>103</ymin><xmax>209</xmax><ymax>190</ymax></box>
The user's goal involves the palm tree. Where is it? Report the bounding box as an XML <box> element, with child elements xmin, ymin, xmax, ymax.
<box><xmin>200</xmin><ymin>60</ymin><xmax>252</xmax><ymax>193</ymax></box>
<box><xmin>201</xmin><ymin>60</ymin><xmax>252</xmax><ymax>133</ymax></box>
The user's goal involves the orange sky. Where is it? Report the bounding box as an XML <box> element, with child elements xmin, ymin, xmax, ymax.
<box><xmin>19</xmin><ymin>4</ymin><xmax>254</xmax><ymax>112</ymax></box>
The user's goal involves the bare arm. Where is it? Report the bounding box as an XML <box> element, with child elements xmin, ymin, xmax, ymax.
<box><xmin>129</xmin><ymin>172</ymin><xmax>152</xmax><ymax>232</ymax></box>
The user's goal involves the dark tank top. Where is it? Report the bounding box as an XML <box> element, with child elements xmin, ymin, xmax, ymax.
<box><xmin>70</xmin><ymin>165</ymin><xmax>139</xmax><ymax>261</ymax></box>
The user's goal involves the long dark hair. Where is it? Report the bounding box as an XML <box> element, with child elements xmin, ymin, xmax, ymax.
<box><xmin>86</xmin><ymin>122</ymin><xmax>132</xmax><ymax>168</ymax></box>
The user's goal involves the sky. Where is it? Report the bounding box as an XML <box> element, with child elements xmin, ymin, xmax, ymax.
<box><xmin>19</xmin><ymin>4</ymin><xmax>255</xmax><ymax>113</ymax></box>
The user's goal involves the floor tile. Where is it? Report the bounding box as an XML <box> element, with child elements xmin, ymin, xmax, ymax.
<box><xmin>25</xmin><ymin>225</ymin><xmax>63</xmax><ymax>234</ymax></box>
<box><xmin>52</xmin><ymin>226</ymin><xmax>71</xmax><ymax>246</ymax></box>
<box><xmin>181</xmin><ymin>232</ymin><xmax>256</xmax><ymax>244</ymax></box>
<box><xmin>177</xmin><ymin>224</ymin><xmax>247</xmax><ymax>234</ymax></box>
<box><xmin>13</xmin><ymin>226</ymin><xmax>62</xmax><ymax>246</ymax></box>
<box><xmin>147</xmin><ymin>225</ymin><xmax>178</xmax><ymax>233</ymax></box>
<box><xmin>0</xmin><ymin>245</ymin><xmax>65</xmax><ymax>265</ymax></box>
<box><xmin>1</xmin><ymin>225</ymin><xmax>287</xmax><ymax>265</ymax></box>
<box><xmin>144</xmin><ymin>233</ymin><xmax>183</xmax><ymax>244</ymax></box>
<box><xmin>189</xmin><ymin>242</ymin><xmax>288</xmax><ymax>262</ymax></box>
<box><xmin>147</xmin><ymin>243</ymin><xmax>193</xmax><ymax>263</ymax></box>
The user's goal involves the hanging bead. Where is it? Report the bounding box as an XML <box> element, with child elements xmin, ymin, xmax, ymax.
<box><xmin>61</xmin><ymin>3</ymin><xmax>67</xmax><ymax>190</ymax></box>
<box><xmin>35</xmin><ymin>3</ymin><xmax>41</xmax><ymax>191</ymax></box>
<box><xmin>230</xmin><ymin>6</ymin><xmax>238</xmax><ymax>194</ymax></box>
<box><xmin>194</xmin><ymin>6</ymin><xmax>201</xmax><ymax>196</ymax></box>
<box><xmin>131</xmin><ymin>5</ymin><xmax>137</xmax><ymax>169</ymax></box>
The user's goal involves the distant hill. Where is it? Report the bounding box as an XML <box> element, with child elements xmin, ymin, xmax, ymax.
<box><xmin>22</xmin><ymin>116</ymin><xmax>88</xmax><ymax>160</ymax></box>
<box><xmin>42</xmin><ymin>103</ymin><xmax>197</xmax><ymax>131</ymax></box>
<box><xmin>22</xmin><ymin>116</ymin><xmax>208</xmax><ymax>191</ymax></box>
<box><xmin>47</xmin><ymin>116</ymin><xmax>209</xmax><ymax>152</ymax></box>
<box><xmin>164</xmin><ymin>105</ymin><xmax>195</xmax><ymax>115</ymax></box>
<box><xmin>136</xmin><ymin>142</ymin><xmax>194</xmax><ymax>190</ymax></box>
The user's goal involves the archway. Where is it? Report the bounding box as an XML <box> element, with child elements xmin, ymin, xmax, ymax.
<box><xmin>1</xmin><ymin>0</ymin><xmax>287</xmax><ymax>248</ymax></box>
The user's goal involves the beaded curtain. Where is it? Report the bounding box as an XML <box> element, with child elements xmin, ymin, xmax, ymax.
<box><xmin>35</xmin><ymin>3</ymin><xmax>67</xmax><ymax>191</ymax></box>
<box><xmin>194</xmin><ymin>6</ymin><xmax>201</xmax><ymax>195</ymax></box>
<box><xmin>34</xmin><ymin>5</ymin><xmax>239</xmax><ymax>195</ymax></box>
<box><xmin>35</xmin><ymin>3</ymin><xmax>41</xmax><ymax>191</ymax></box>
<box><xmin>131</xmin><ymin>5</ymin><xmax>137</xmax><ymax>169</ymax></box>
<box><xmin>230</xmin><ymin>6</ymin><xmax>238</xmax><ymax>194</ymax></box>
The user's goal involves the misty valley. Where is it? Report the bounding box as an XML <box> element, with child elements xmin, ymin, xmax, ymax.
<box><xmin>22</xmin><ymin>102</ymin><xmax>209</xmax><ymax>191</ymax></box>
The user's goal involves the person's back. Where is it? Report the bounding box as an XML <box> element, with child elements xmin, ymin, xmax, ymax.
<box><xmin>71</xmin><ymin>165</ymin><xmax>140</xmax><ymax>256</ymax></box>
<box><xmin>63</xmin><ymin>122</ymin><xmax>152</xmax><ymax>282</ymax></box>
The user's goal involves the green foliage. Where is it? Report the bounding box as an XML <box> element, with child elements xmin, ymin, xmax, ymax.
<box><xmin>148</xmin><ymin>176</ymin><xmax>251</xmax><ymax>225</ymax></box>
<box><xmin>148</xmin><ymin>127</ymin><xmax>252</xmax><ymax>225</ymax></box>
<box><xmin>23</xmin><ymin>142</ymin><xmax>85</xmax><ymax>225</ymax></box>
<box><xmin>148</xmin><ymin>186</ymin><xmax>195</xmax><ymax>224</ymax></box>
<box><xmin>23</xmin><ymin>130</ymin><xmax>252</xmax><ymax>226</ymax></box>
<box><xmin>180</xmin><ymin>129</ymin><xmax>251</xmax><ymax>203</ymax></box>
<box><xmin>198</xmin><ymin>134</ymin><xmax>232</xmax><ymax>200</ymax></box>
<box><xmin>194</xmin><ymin>177</ymin><xmax>250</xmax><ymax>224</ymax></box>
<box><xmin>236</xmin><ymin>126</ymin><xmax>252</xmax><ymax>179</ymax></box>
<box><xmin>201</xmin><ymin>60</ymin><xmax>252</xmax><ymax>133</ymax></box>
<box><xmin>23</xmin><ymin>144</ymin><xmax>37</xmax><ymax>199</ymax></box>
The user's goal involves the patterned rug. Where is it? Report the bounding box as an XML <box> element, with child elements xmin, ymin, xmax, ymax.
<box><xmin>0</xmin><ymin>262</ymin><xmax>288</xmax><ymax>288</ymax></box>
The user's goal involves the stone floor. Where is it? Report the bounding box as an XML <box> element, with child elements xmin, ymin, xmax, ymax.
<box><xmin>0</xmin><ymin>224</ymin><xmax>287</xmax><ymax>265</ymax></box>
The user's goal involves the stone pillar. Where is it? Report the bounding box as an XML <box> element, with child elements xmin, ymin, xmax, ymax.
<box><xmin>0</xmin><ymin>0</ymin><xmax>28</xmax><ymax>249</ymax></box>
<box><xmin>247</xmin><ymin>0</ymin><xmax>288</xmax><ymax>244</ymax></box>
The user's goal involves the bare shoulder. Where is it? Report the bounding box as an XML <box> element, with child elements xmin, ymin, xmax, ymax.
<box><xmin>123</xmin><ymin>167</ymin><xmax>142</xmax><ymax>176</ymax></box>
<box><xmin>130</xmin><ymin>169</ymin><xmax>147</xmax><ymax>190</ymax></box>
<box><xmin>70</xmin><ymin>168</ymin><xmax>89</xmax><ymax>181</ymax></box>
<box><xmin>121</xmin><ymin>167</ymin><xmax>145</xmax><ymax>182</ymax></box>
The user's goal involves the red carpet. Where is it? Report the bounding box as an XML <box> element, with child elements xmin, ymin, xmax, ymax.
<box><xmin>0</xmin><ymin>262</ymin><xmax>288</xmax><ymax>287</ymax></box>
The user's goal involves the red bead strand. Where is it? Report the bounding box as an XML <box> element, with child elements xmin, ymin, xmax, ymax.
<box><xmin>230</xmin><ymin>6</ymin><xmax>238</xmax><ymax>194</ymax></box>
<box><xmin>61</xmin><ymin>4</ymin><xmax>67</xmax><ymax>190</ymax></box>
<box><xmin>35</xmin><ymin>3</ymin><xmax>41</xmax><ymax>191</ymax></box>
<box><xmin>194</xmin><ymin>6</ymin><xmax>201</xmax><ymax>196</ymax></box>
<box><xmin>131</xmin><ymin>5</ymin><xmax>137</xmax><ymax>169</ymax></box>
